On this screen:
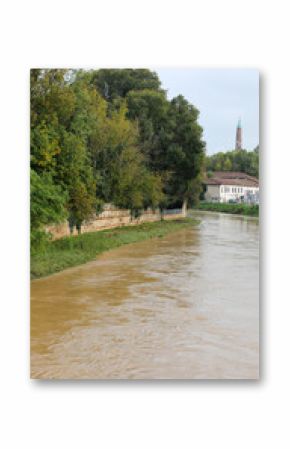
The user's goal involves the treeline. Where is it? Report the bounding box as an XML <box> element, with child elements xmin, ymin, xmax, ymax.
<box><xmin>205</xmin><ymin>146</ymin><xmax>259</xmax><ymax>178</ymax></box>
<box><xmin>31</xmin><ymin>69</ymin><xmax>205</xmax><ymax>249</ymax></box>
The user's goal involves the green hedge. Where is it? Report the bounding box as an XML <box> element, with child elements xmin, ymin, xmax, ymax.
<box><xmin>193</xmin><ymin>202</ymin><xmax>259</xmax><ymax>217</ymax></box>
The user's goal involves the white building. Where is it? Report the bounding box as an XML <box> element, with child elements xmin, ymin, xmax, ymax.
<box><xmin>204</xmin><ymin>171</ymin><xmax>259</xmax><ymax>204</ymax></box>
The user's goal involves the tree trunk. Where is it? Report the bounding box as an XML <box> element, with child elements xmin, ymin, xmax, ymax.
<box><xmin>182</xmin><ymin>198</ymin><xmax>188</xmax><ymax>217</ymax></box>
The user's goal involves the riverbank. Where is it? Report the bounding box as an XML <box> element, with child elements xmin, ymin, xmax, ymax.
<box><xmin>31</xmin><ymin>218</ymin><xmax>198</xmax><ymax>279</ymax></box>
<box><xmin>193</xmin><ymin>202</ymin><xmax>259</xmax><ymax>217</ymax></box>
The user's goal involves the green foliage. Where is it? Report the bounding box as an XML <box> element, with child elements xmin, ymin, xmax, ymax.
<box><xmin>112</xmin><ymin>146</ymin><xmax>164</xmax><ymax>215</ymax></box>
<box><xmin>90</xmin><ymin>69</ymin><xmax>162</xmax><ymax>101</ymax></box>
<box><xmin>30</xmin><ymin>169</ymin><xmax>67</xmax><ymax>250</ymax></box>
<box><xmin>206</xmin><ymin>148</ymin><xmax>259</xmax><ymax>178</ymax></box>
<box><xmin>164</xmin><ymin>96</ymin><xmax>205</xmax><ymax>206</ymax></box>
<box><xmin>194</xmin><ymin>202</ymin><xmax>259</xmax><ymax>217</ymax></box>
<box><xmin>127</xmin><ymin>92</ymin><xmax>206</xmax><ymax>207</ymax></box>
<box><xmin>30</xmin><ymin>69</ymin><xmax>75</xmax><ymax>129</ymax></box>
<box><xmin>31</xmin><ymin>70</ymin><xmax>98</xmax><ymax>235</ymax></box>
<box><xmin>126</xmin><ymin>89</ymin><xmax>170</xmax><ymax>170</ymax></box>
<box><xmin>30</xmin><ymin>68</ymin><xmax>205</xmax><ymax>247</ymax></box>
<box><xmin>30</xmin><ymin>122</ymin><xmax>60</xmax><ymax>171</ymax></box>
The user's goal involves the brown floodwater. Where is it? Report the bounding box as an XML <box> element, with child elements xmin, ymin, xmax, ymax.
<box><xmin>31</xmin><ymin>211</ymin><xmax>259</xmax><ymax>379</ymax></box>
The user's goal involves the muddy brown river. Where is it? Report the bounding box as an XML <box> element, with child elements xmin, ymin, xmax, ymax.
<box><xmin>31</xmin><ymin>211</ymin><xmax>259</xmax><ymax>379</ymax></box>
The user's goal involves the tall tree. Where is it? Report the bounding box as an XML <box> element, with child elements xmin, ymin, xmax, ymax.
<box><xmin>126</xmin><ymin>89</ymin><xmax>170</xmax><ymax>171</ymax></box>
<box><xmin>90</xmin><ymin>69</ymin><xmax>162</xmax><ymax>101</ymax></box>
<box><xmin>30</xmin><ymin>68</ymin><xmax>206</xmax><ymax>243</ymax></box>
<box><xmin>127</xmin><ymin>91</ymin><xmax>205</xmax><ymax>208</ymax></box>
<box><xmin>31</xmin><ymin>69</ymin><xmax>97</xmax><ymax>234</ymax></box>
<box><xmin>162</xmin><ymin>95</ymin><xmax>205</xmax><ymax>208</ymax></box>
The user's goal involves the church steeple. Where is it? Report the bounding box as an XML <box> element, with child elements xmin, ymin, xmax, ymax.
<box><xmin>235</xmin><ymin>118</ymin><xmax>242</xmax><ymax>150</ymax></box>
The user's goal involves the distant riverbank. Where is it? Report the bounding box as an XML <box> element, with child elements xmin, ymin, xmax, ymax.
<box><xmin>193</xmin><ymin>202</ymin><xmax>259</xmax><ymax>217</ymax></box>
<box><xmin>31</xmin><ymin>218</ymin><xmax>198</xmax><ymax>279</ymax></box>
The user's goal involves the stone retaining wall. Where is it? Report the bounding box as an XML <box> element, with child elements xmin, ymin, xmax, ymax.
<box><xmin>46</xmin><ymin>204</ymin><xmax>186</xmax><ymax>240</ymax></box>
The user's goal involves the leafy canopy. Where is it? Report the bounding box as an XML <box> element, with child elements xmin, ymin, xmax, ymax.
<box><xmin>30</xmin><ymin>68</ymin><xmax>206</xmax><ymax>247</ymax></box>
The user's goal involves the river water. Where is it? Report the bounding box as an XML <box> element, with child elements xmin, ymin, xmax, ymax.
<box><xmin>31</xmin><ymin>211</ymin><xmax>259</xmax><ymax>379</ymax></box>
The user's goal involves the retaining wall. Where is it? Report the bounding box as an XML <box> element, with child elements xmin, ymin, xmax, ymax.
<box><xmin>46</xmin><ymin>204</ymin><xmax>186</xmax><ymax>240</ymax></box>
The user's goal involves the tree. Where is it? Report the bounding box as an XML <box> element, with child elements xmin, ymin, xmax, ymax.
<box><xmin>88</xmin><ymin>100</ymin><xmax>139</xmax><ymax>202</ymax></box>
<box><xmin>67</xmin><ymin>179</ymin><xmax>96</xmax><ymax>233</ymax></box>
<box><xmin>206</xmin><ymin>148</ymin><xmax>259</xmax><ymax>178</ymax></box>
<box><xmin>163</xmin><ymin>95</ymin><xmax>205</xmax><ymax>208</ymax></box>
<box><xmin>125</xmin><ymin>90</ymin><xmax>205</xmax><ymax>209</ymax></box>
<box><xmin>126</xmin><ymin>89</ymin><xmax>170</xmax><ymax>171</ymax></box>
<box><xmin>30</xmin><ymin>169</ymin><xmax>67</xmax><ymax>249</ymax></box>
<box><xmin>30</xmin><ymin>68</ymin><xmax>206</xmax><ymax>240</ymax></box>
<box><xmin>31</xmin><ymin>70</ymin><xmax>100</xmax><ymax>233</ymax></box>
<box><xmin>224</xmin><ymin>157</ymin><xmax>232</xmax><ymax>171</ymax></box>
<box><xmin>88</xmin><ymin>100</ymin><xmax>164</xmax><ymax>216</ymax></box>
<box><xmin>55</xmin><ymin>131</ymin><xmax>97</xmax><ymax>233</ymax></box>
<box><xmin>90</xmin><ymin>69</ymin><xmax>162</xmax><ymax>101</ymax></box>
<box><xmin>30</xmin><ymin>122</ymin><xmax>60</xmax><ymax>172</ymax></box>
<box><xmin>111</xmin><ymin>146</ymin><xmax>164</xmax><ymax>217</ymax></box>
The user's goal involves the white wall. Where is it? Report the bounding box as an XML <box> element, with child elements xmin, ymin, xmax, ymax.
<box><xmin>205</xmin><ymin>184</ymin><xmax>259</xmax><ymax>203</ymax></box>
<box><xmin>204</xmin><ymin>184</ymin><xmax>221</xmax><ymax>201</ymax></box>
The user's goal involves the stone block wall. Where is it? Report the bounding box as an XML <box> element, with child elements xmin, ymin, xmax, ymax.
<box><xmin>46</xmin><ymin>203</ymin><xmax>186</xmax><ymax>240</ymax></box>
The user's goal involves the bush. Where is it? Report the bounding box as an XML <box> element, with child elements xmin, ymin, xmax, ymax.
<box><xmin>194</xmin><ymin>202</ymin><xmax>259</xmax><ymax>217</ymax></box>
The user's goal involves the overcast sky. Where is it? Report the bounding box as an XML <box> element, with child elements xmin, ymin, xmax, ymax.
<box><xmin>154</xmin><ymin>68</ymin><xmax>259</xmax><ymax>155</ymax></box>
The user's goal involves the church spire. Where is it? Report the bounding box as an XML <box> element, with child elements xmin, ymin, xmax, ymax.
<box><xmin>235</xmin><ymin>118</ymin><xmax>242</xmax><ymax>150</ymax></box>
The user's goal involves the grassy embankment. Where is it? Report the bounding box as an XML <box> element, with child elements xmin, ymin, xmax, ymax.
<box><xmin>193</xmin><ymin>202</ymin><xmax>259</xmax><ymax>217</ymax></box>
<box><xmin>31</xmin><ymin>218</ymin><xmax>198</xmax><ymax>279</ymax></box>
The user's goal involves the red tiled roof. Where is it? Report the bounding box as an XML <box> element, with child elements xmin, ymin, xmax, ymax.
<box><xmin>204</xmin><ymin>171</ymin><xmax>259</xmax><ymax>187</ymax></box>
